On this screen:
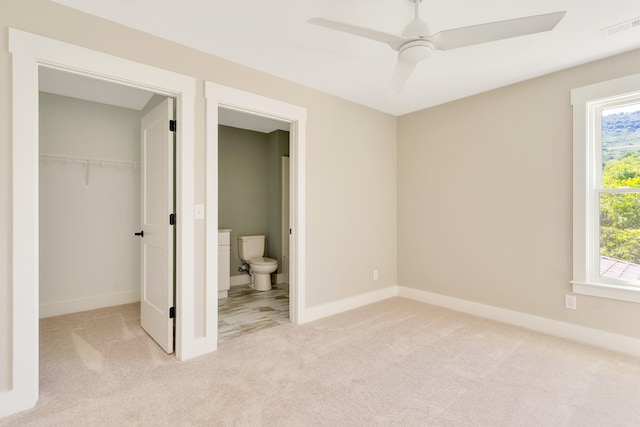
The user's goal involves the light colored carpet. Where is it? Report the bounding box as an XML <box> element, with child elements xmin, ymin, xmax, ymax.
<box><xmin>2</xmin><ymin>297</ymin><xmax>640</xmax><ymax>426</ymax></box>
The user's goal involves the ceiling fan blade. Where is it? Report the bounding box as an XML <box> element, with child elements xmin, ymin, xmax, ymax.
<box><xmin>389</xmin><ymin>55</ymin><xmax>418</xmax><ymax>95</ymax></box>
<box><xmin>430</xmin><ymin>11</ymin><xmax>566</xmax><ymax>51</ymax></box>
<box><xmin>308</xmin><ymin>17</ymin><xmax>406</xmax><ymax>51</ymax></box>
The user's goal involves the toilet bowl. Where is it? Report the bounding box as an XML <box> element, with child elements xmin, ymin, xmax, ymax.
<box><xmin>247</xmin><ymin>256</ymin><xmax>278</xmax><ymax>290</ymax></box>
<box><xmin>238</xmin><ymin>235</ymin><xmax>278</xmax><ymax>291</ymax></box>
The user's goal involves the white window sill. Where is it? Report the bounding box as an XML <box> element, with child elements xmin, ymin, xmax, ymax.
<box><xmin>571</xmin><ymin>281</ymin><xmax>640</xmax><ymax>304</ymax></box>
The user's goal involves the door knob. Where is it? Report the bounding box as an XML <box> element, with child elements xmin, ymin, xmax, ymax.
<box><xmin>134</xmin><ymin>230</ymin><xmax>144</xmax><ymax>237</ymax></box>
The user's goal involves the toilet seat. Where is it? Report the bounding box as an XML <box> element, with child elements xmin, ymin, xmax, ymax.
<box><xmin>249</xmin><ymin>257</ymin><xmax>277</xmax><ymax>266</ymax></box>
<box><xmin>247</xmin><ymin>256</ymin><xmax>277</xmax><ymax>291</ymax></box>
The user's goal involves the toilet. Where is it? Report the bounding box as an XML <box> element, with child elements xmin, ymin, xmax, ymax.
<box><xmin>237</xmin><ymin>235</ymin><xmax>278</xmax><ymax>291</ymax></box>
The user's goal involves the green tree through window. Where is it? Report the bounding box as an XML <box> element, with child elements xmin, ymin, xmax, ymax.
<box><xmin>600</xmin><ymin>107</ymin><xmax>640</xmax><ymax>265</ymax></box>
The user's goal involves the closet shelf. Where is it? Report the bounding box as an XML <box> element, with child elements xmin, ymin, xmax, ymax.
<box><xmin>39</xmin><ymin>153</ymin><xmax>139</xmax><ymax>169</ymax></box>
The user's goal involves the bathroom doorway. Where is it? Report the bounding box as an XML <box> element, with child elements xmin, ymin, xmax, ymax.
<box><xmin>205</xmin><ymin>81</ymin><xmax>307</xmax><ymax>346</ymax></box>
<box><xmin>216</xmin><ymin>111</ymin><xmax>291</xmax><ymax>342</ymax></box>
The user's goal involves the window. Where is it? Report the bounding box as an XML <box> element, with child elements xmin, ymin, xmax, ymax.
<box><xmin>572</xmin><ymin>73</ymin><xmax>640</xmax><ymax>303</ymax></box>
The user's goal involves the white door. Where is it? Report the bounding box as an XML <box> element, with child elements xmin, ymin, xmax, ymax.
<box><xmin>139</xmin><ymin>98</ymin><xmax>174</xmax><ymax>354</ymax></box>
<box><xmin>281</xmin><ymin>156</ymin><xmax>290</xmax><ymax>284</ymax></box>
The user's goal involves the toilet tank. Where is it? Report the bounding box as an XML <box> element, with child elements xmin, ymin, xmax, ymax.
<box><xmin>238</xmin><ymin>235</ymin><xmax>265</xmax><ymax>261</ymax></box>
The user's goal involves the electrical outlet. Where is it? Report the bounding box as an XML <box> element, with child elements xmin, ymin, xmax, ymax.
<box><xmin>373</xmin><ymin>270</ymin><xmax>378</xmax><ymax>281</ymax></box>
<box><xmin>565</xmin><ymin>294</ymin><xmax>577</xmax><ymax>310</ymax></box>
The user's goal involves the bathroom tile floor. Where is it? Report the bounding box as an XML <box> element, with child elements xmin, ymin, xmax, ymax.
<box><xmin>218</xmin><ymin>282</ymin><xmax>290</xmax><ymax>343</ymax></box>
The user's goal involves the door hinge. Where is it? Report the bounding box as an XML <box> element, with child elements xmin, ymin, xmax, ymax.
<box><xmin>289</xmin><ymin>228</ymin><xmax>292</xmax><ymax>235</ymax></box>
<box><xmin>169</xmin><ymin>306</ymin><xmax>175</xmax><ymax>319</ymax></box>
<box><xmin>169</xmin><ymin>120</ymin><xmax>177</xmax><ymax>132</ymax></box>
<box><xmin>169</xmin><ymin>213</ymin><xmax>175</xmax><ymax>225</ymax></box>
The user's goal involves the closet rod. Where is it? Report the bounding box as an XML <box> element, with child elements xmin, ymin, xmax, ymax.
<box><xmin>39</xmin><ymin>153</ymin><xmax>139</xmax><ymax>169</ymax></box>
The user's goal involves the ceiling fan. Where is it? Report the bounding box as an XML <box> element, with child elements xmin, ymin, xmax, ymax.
<box><xmin>308</xmin><ymin>0</ymin><xmax>566</xmax><ymax>94</ymax></box>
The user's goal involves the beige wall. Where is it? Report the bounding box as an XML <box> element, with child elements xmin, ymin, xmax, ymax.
<box><xmin>0</xmin><ymin>0</ymin><xmax>397</xmax><ymax>391</ymax></box>
<box><xmin>398</xmin><ymin>48</ymin><xmax>640</xmax><ymax>340</ymax></box>
<box><xmin>39</xmin><ymin>92</ymin><xmax>141</xmax><ymax>314</ymax></box>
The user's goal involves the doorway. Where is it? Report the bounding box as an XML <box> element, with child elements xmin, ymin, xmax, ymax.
<box><xmin>204</xmin><ymin>81</ymin><xmax>308</xmax><ymax>349</ymax></box>
<box><xmin>217</xmin><ymin>112</ymin><xmax>292</xmax><ymax>342</ymax></box>
<box><xmin>38</xmin><ymin>70</ymin><xmax>176</xmax><ymax>353</ymax></box>
<box><xmin>8</xmin><ymin>29</ymin><xmax>201</xmax><ymax>415</ymax></box>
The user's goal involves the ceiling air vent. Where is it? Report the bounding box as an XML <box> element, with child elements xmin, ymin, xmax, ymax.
<box><xmin>601</xmin><ymin>17</ymin><xmax>640</xmax><ymax>37</ymax></box>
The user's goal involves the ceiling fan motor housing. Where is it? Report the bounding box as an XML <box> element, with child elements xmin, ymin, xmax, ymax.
<box><xmin>400</xmin><ymin>39</ymin><xmax>434</xmax><ymax>62</ymax></box>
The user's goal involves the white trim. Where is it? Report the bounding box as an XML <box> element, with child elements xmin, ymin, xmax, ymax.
<box><xmin>5</xmin><ymin>28</ymin><xmax>199</xmax><ymax>417</ymax></box>
<box><xmin>229</xmin><ymin>273</ymin><xmax>285</xmax><ymax>288</ymax></box>
<box><xmin>570</xmin><ymin>73</ymin><xmax>640</xmax><ymax>107</ymax></box>
<box><xmin>301</xmin><ymin>286</ymin><xmax>398</xmax><ymax>324</ymax></box>
<box><xmin>204</xmin><ymin>82</ymin><xmax>307</xmax><ymax>340</ymax></box>
<box><xmin>571</xmin><ymin>72</ymin><xmax>640</xmax><ymax>304</ymax></box>
<box><xmin>398</xmin><ymin>286</ymin><xmax>640</xmax><ymax>358</ymax></box>
<box><xmin>5</xmin><ymin>41</ymin><xmax>39</xmax><ymax>418</ymax></box>
<box><xmin>571</xmin><ymin>281</ymin><xmax>640</xmax><ymax>303</ymax></box>
<box><xmin>39</xmin><ymin>292</ymin><xmax>140</xmax><ymax>319</ymax></box>
<box><xmin>230</xmin><ymin>275</ymin><xmax>251</xmax><ymax>287</ymax></box>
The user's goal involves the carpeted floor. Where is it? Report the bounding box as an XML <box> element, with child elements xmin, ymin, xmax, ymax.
<box><xmin>2</xmin><ymin>297</ymin><xmax>640</xmax><ymax>426</ymax></box>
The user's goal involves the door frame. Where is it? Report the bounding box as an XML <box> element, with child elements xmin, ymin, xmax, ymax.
<box><xmin>205</xmin><ymin>82</ymin><xmax>307</xmax><ymax>346</ymax></box>
<box><xmin>6</xmin><ymin>29</ymin><xmax>199</xmax><ymax>416</ymax></box>
<box><xmin>281</xmin><ymin>156</ymin><xmax>290</xmax><ymax>285</ymax></box>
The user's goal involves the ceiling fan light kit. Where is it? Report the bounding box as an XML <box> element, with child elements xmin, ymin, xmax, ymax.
<box><xmin>309</xmin><ymin>0</ymin><xmax>566</xmax><ymax>94</ymax></box>
<box><xmin>399</xmin><ymin>40</ymin><xmax>433</xmax><ymax>62</ymax></box>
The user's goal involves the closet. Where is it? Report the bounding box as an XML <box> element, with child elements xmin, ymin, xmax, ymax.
<box><xmin>39</xmin><ymin>92</ymin><xmax>142</xmax><ymax>318</ymax></box>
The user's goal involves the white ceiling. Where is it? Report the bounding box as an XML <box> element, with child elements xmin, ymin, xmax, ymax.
<box><xmin>39</xmin><ymin>67</ymin><xmax>154</xmax><ymax>110</ymax></box>
<box><xmin>52</xmin><ymin>0</ymin><xmax>640</xmax><ymax>116</ymax></box>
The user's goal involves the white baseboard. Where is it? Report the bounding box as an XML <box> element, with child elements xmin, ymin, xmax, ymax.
<box><xmin>230</xmin><ymin>275</ymin><xmax>250</xmax><ymax>287</ymax></box>
<box><xmin>230</xmin><ymin>273</ymin><xmax>285</xmax><ymax>287</ymax></box>
<box><xmin>300</xmin><ymin>286</ymin><xmax>398</xmax><ymax>324</ymax></box>
<box><xmin>398</xmin><ymin>286</ymin><xmax>640</xmax><ymax>358</ymax></box>
<box><xmin>39</xmin><ymin>290</ymin><xmax>140</xmax><ymax>318</ymax></box>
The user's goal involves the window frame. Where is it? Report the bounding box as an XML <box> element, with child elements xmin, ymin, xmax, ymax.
<box><xmin>571</xmin><ymin>72</ymin><xmax>640</xmax><ymax>304</ymax></box>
